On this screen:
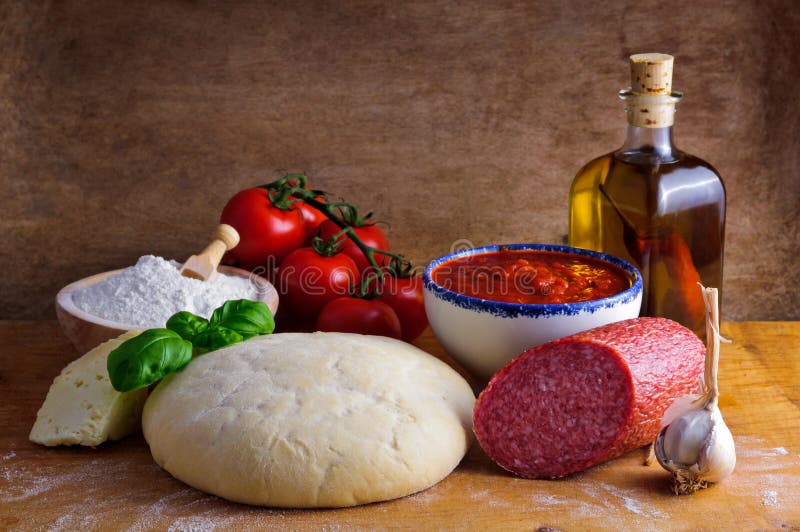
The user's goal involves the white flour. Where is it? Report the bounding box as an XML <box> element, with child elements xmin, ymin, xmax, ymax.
<box><xmin>762</xmin><ymin>490</ymin><xmax>778</xmax><ymax>506</ymax></box>
<box><xmin>71</xmin><ymin>255</ymin><xmax>259</xmax><ymax>328</ymax></box>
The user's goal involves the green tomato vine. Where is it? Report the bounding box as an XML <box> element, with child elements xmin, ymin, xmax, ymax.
<box><xmin>258</xmin><ymin>173</ymin><xmax>416</xmax><ymax>298</ymax></box>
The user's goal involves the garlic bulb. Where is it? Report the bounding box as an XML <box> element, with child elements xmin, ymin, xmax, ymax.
<box><xmin>654</xmin><ymin>285</ymin><xmax>736</xmax><ymax>495</ymax></box>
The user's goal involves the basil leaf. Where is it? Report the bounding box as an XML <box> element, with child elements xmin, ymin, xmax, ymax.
<box><xmin>209</xmin><ymin>299</ymin><xmax>275</xmax><ymax>339</ymax></box>
<box><xmin>106</xmin><ymin>300</ymin><xmax>275</xmax><ymax>392</ymax></box>
<box><xmin>166</xmin><ymin>311</ymin><xmax>209</xmax><ymax>341</ymax></box>
<box><xmin>107</xmin><ymin>329</ymin><xmax>193</xmax><ymax>392</ymax></box>
<box><xmin>194</xmin><ymin>326</ymin><xmax>244</xmax><ymax>353</ymax></box>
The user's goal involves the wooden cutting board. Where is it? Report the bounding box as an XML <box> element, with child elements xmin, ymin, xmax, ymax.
<box><xmin>1</xmin><ymin>321</ymin><xmax>798</xmax><ymax>530</ymax></box>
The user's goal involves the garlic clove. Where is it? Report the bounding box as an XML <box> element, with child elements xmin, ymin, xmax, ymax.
<box><xmin>696</xmin><ymin>409</ymin><xmax>736</xmax><ymax>483</ymax></box>
<box><xmin>658</xmin><ymin>404</ymin><xmax>714</xmax><ymax>466</ymax></box>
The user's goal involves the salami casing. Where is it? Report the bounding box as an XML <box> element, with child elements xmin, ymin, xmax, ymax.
<box><xmin>473</xmin><ymin>317</ymin><xmax>705</xmax><ymax>479</ymax></box>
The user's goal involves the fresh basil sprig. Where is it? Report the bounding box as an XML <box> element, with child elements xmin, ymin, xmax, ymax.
<box><xmin>194</xmin><ymin>327</ymin><xmax>244</xmax><ymax>352</ymax></box>
<box><xmin>107</xmin><ymin>299</ymin><xmax>275</xmax><ymax>391</ymax></box>
<box><xmin>107</xmin><ymin>329</ymin><xmax>193</xmax><ymax>392</ymax></box>
<box><xmin>208</xmin><ymin>299</ymin><xmax>275</xmax><ymax>340</ymax></box>
<box><xmin>165</xmin><ymin>311</ymin><xmax>209</xmax><ymax>341</ymax></box>
<box><xmin>167</xmin><ymin>299</ymin><xmax>274</xmax><ymax>354</ymax></box>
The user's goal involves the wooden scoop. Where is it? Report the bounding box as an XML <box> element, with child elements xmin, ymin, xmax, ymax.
<box><xmin>180</xmin><ymin>224</ymin><xmax>240</xmax><ymax>281</ymax></box>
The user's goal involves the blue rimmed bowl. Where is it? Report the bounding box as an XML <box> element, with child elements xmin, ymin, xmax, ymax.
<box><xmin>422</xmin><ymin>243</ymin><xmax>642</xmax><ymax>381</ymax></box>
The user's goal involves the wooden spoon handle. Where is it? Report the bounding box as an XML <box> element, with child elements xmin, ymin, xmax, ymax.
<box><xmin>180</xmin><ymin>224</ymin><xmax>240</xmax><ymax>281</ymax></box>
<box><xmin>213</xmin><ymin>224</ymin><xmax>240</xmax><ymax>251</ymax></box>
<box><xmin>197</xmin><ymin>224</ymin><xmax>240</xmax><ymax>267</ymax></box>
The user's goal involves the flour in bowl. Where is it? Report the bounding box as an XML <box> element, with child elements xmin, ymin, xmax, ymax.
<box><xmin>71</xmin><ymin>255</ymin><xmax>260</xmax><ymax>327</ymax></box>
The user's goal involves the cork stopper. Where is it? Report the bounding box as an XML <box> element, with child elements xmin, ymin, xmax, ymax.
<box><xmin>621</xmin><ymin>53</ymin><xmax>681</xmax><ymax>128</ymax></box>
<box><xmin>630</xmin><ymin>53</ymin><xmax>674</xmax><ymax>95</ymax></box>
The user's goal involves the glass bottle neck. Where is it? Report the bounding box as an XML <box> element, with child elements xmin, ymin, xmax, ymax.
<box><xmin>616</xmin><ymin>125</ymin><xmax>679</xmax><ymax>164</ymax></box>
<box><xmin>616</xmin><ymin>89</ymin><xmax>682</xmax><ymax>164</ymax></box>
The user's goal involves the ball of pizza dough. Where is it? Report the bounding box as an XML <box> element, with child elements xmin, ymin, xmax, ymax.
<box><xmin>142</xmin><ymin>332</ymin><xmax>475</xmax><ymax>507</ymax></box>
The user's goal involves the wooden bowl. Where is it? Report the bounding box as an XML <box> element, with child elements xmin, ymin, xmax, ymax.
<box><xmin>56</xmin><ymin>265</ymin><xmax>279</xmax><ymax>355</ymax></box>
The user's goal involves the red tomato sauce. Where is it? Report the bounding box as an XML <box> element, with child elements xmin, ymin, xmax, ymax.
<box><xmin>432</xmin><ymin>250</ymin><xmax>631</xmax><ymax>304</ymax></box>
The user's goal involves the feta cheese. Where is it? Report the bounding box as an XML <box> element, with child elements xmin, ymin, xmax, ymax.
<box><xmin>29</xmin><ymin>331</ymin><xmax>148</xmax><ymax>446</ymax></box>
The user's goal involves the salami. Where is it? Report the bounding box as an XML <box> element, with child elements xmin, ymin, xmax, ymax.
<box><xmin>473</xmin><ymin>317</ymin><xmax>705</xmax><ymax>479</ymax></box>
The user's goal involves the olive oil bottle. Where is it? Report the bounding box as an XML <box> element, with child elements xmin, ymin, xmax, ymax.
<box><xmin>568</xmin><ymin>54</ymin><xmax>725</xmax><ymax>339</ymax></box>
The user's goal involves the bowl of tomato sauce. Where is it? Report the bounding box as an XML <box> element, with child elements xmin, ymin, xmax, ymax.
<box><xmin>422</xmin><ymin>244</ymin><xmax>642</xmax><ymax>381</ymax></box>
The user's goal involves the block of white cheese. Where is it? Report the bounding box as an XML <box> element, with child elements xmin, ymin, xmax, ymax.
<box><xmin>30</xmin><ymin>331</ymin><xmax>148</xmax><ymax>446</ymax></box>
<box><xmin>143</xmin><ymin>332</ymin><xmax>476</xmax><ymax>508</ymax></box>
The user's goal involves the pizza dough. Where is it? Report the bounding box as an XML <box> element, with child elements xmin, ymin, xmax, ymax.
<box><xmin>142</xmin><ymin>332</ymin><xmax>475</xmax><ymax>507</ymax></box>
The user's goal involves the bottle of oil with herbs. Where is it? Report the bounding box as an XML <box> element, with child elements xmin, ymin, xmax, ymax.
<box><xmin>568</xmin><ymin>53</ymin><xmax>725</xmax><ymax>340</ymax></box>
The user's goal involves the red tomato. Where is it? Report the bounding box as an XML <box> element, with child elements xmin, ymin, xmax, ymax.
<box><xmin>319</xmin><ymin>220</ymin><xmax>390</xmax><ymax>275</ymax></box>
<box><xmin>292</xmin><ymin>197</ymin><xmax>328</xmax><ymax>245</ymax></box>
<box><xmin>220</xmin><ymin>188</ymin><xmax>305</xmax><ymax>269</ymax></box>
<box><xmin>316</xmin><ymin>297</ymin><xmax>402</xmax><ymax>339</ymax></box>
<box><xmin>279</xmin><ymin>248</ymin><xmax>360</xmax><ymax>320</ymax></box>
<box><xmin>379</xmin><ymin>276</ymin><xmax>428</xmax><ymax>342</ymax></box>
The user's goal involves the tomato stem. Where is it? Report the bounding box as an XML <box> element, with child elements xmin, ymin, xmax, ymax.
<box><xmin>310</xmin><ymin>235</ymin><xmax>345</xmax><ymax>257</ymax></box>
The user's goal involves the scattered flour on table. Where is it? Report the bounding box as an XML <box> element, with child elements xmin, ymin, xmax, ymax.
<box><xmin>761</xmin><ymin>490</ymin><xmax>778</xmax><ymax>507</ymax></box>
<box><xmin>584</xmin><ymin>482</ymin><xmax>669</xmax><ymax>519</ymax></box>
<box><xmin>409</xmin><ymin>487</ymin><xmax>442</xmax><ymax>505</ymax></box>
<box><xmin>167</xmin><ymin>516</ymin><xmax>213</xmax><ymax>532</ymax></box>
<box><xmin>737</xmin><ymin>441</ymin><xmax>791</xmax><ymax>460</ymax></box>
<box><xmin>715</xmin><ymin>436</ymin><xmax>799</xmax><ymax>513</ymax></box>
<box><xmin>0</xmin><ymin>453</ymin><xmax>287</xmax><ymax>530</ymax></box>
<box><xmin>530</xmin><ymin>493</ymin><xmax>607</xmax><ymax>519</ymax></box>
<box><xmin>602</xmin><ymin>484</ymin><xmax>663</xmax><ymax>518</ymax></box>
<box><xmin>468</xmin><ymin>488</ymin><xmax>490</xmax><ymax>501</ymax></box>
<box><xmin>71</xmin><ymin>255</ymin><xmax>260</xmax><ymax>328</ymax></box>
<box><xmin>4</xmin><ymin>435</ymin><xmax>797</xmax><ymax>528</ymax></box>
<box><xmin>467</xmin><ymin>488</ymin><xmax>511</xmax><ymax>508</ymax></box>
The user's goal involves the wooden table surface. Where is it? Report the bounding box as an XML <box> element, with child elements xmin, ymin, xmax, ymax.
<box><xmin>1</xmin><ymin>320</ymin><xmax>798</xmax><ymax>531</ymax></box>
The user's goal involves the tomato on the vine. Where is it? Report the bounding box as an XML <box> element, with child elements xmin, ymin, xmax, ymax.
<box><xmin>379</xmin><ymin>275</ymin><xmax>428</xmax><ymax>341</ymax></box>
<box><xmin>220</xmin><ymin>188</ymin><xmax>305</xmax><ymax>269</ymax></box>
<box><xmin>316</xmin><ymin>297</ymin><xmax>402</xmax><ymax>339</ymax></box>
<box><xmin>222</xmin><ymin>176</ymin><xmax>424</xmax><ymax>341</ymax></box>
<box><xmin>292</xmin><ymin>196</ymin><xmax>328</xmax><ymax>245</ymax></box>
<box><xmin>279</xmin><ymin>247</ymin><xmax>360</xmax><ymax>321</ymax></box>
<box><xmin>319</xmin><ymin>220</ymin><xmax>390</xmax><ymax>275</ymax></box>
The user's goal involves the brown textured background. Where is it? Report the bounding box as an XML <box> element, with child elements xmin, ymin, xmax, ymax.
<box><xmin>1</xmin><ymin>0</ymin><xmax>798</xmax><ymax>320</ymax></box>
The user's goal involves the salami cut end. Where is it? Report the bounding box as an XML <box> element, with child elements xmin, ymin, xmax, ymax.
<box><xmin>473</xmin><ymin>317</ymin><xmax>705</xmax><ymax>479</ymax></box>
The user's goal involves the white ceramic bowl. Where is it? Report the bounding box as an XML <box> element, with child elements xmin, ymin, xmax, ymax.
<box><xmin>56</xmin><ymin>265</ymin><xmax>279</xmax><ymax>355</ymax></box>
<box><xmin>423</xmin><ymin>244</ymin><xmax>642</xmax><ymax>382</ymax></box>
